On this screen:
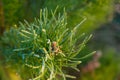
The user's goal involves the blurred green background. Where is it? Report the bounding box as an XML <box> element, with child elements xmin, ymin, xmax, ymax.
<box><xmin>0</xmin><ymin>0</ymin><xmax>120</xmax><ymax>80</ymax></box>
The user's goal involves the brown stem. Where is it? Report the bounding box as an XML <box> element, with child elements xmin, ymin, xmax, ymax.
<box><xmin>0</xmin><ymin>0</ymin><xmax>5</xmax><ymax>35</ymax></box>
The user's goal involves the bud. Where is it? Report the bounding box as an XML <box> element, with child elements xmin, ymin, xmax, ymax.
<box><xmin>42</xmin><ymin>29</ymin><xmax>46</xmax><ymax>33</ymax></box>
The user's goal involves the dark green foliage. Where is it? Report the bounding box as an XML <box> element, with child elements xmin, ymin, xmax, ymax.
<box><xmin>81</xmin><ymin>49</ymin><xmax>120</xmax><ymax>80</ymax></box>
<box><xmin>3</xmin><ymin>0</ymin><xmax>24</xmax><ymax>26</ymax></box>
<box><xmin>2</xmin><ymin>0</ymin><xmax>113</xmax><ymax>34</ymax></box>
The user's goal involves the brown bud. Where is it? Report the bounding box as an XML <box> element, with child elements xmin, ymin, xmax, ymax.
<box><xmin>51</xmin><ymin>41</ymin><xmax>57</xmax><ymax>51</ymax></box>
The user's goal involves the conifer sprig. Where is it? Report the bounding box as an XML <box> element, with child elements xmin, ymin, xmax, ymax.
<box><xmin>0</xmin><ymin>8</ymin><xmax>95</xmax><ymax>80</ymax></box>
